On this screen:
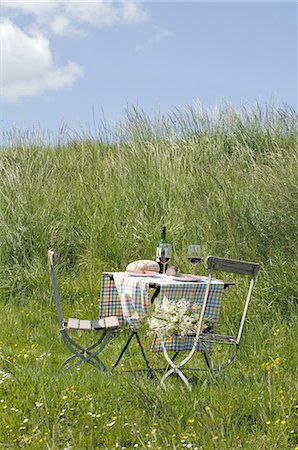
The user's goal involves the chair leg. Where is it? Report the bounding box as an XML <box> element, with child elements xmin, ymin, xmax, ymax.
<box><xmin>62</xmin><ymin>354</ymin><xmax>78</xmax><ymax>367</ymax></box>
<box><xmin>63</xmin><ymin>354</ymin><xmax>107</xmax><ymax>373</ymax></box>
<box><xmin>201</xmin><ymin>343</ymin><xmax>239</xmax><ymax>385</ymax></box>
<box><xmin>166</xmin><ymin>352</ymin><xmax>179</xmax><ymax>371</ymax></box>
<box><xmin>60</xmin><ymin>329</ymin><xmax>114</xmax><ymax>373</ymax></box>
<box><xmin>62</xmin><ymin>348</ymin><xmax>108</xmax><ymax>372</ymax></box>
<box><xmin>160</xmin><ymin>344</ymin><xmax>192</xmax><ymax>391</ymax></box>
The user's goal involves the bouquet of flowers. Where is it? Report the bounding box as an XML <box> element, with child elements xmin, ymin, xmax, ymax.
<box><xmin>148</xmin><ymin>297</ymin><xmax>209</xmax><ymax>340</ymax></box>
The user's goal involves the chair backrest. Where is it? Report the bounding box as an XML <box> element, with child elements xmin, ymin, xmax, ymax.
<box><xmin>48</xmin><ymin>249</ymin><xmax>64</xmax><ymax>328</ymax></box>
<box><xmin>206</xmin><ymin>256</ymin><xmax>260</xmax><ymax>277</ymax></box>
<box><xmin>205</xmin><ymin>255</ymin><xmax>260</xmax><ymax>344</ymax></box>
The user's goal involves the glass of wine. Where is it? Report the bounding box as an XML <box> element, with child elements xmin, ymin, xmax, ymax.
<box><xmin>187</xmin><ymin>245</ymin><xmax>201</xmax><ymax>274</ymax></box>
<box><xmin>157</xmin><ymin>243</ymin><xmax>172</xmax><ymax>275</ymax></box>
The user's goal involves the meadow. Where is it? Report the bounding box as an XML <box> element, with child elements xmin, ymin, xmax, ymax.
<box><xmin>0</xmin><ymin>103</ymin><xmax>297</xmax><ymax>449</ymax></box>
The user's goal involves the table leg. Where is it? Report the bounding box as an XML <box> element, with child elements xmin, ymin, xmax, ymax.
<box><xmin>112</xmin><ymin>286</ymin><xmax>161</xmax><ymax>371</ymax></box>
<box><xmin>112</xmin><ymin>331</ymin><xmax>136</xmax><ymax>369</ymax></box>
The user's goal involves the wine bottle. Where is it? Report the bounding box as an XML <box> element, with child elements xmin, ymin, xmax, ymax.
<box><xmin>156</xmin><ymin>225</ymin><xmax>167</xmax><ymax>273</ymax></box>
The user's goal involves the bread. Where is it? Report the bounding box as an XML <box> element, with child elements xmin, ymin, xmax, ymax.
<box><xmin>166</xmin><ymin>266</ymin><xmax>179</xmax><ymax>276</ymax></box>
<box><xmin>126</xmin><ymin>260</ymin><xmax>160</xmax><ymax>273</ymax></box>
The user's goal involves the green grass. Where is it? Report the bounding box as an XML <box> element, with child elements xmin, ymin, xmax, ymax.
<box><xmin>0</xmin><ymin>103</ymin><xmax>297</xmax><ymax>449</ymax></box>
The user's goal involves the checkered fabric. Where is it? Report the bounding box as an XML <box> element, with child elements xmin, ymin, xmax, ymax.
<box><xmin>151</xmin><ymin>282</ymin><xmax>224</xmax><ymax>352</ymax></box>
<box><xmin>99</xmin><ymin>272</ymin><xmax>152</xmax><ymax>328</ymax></box>
<box><xmin>99</xmin><ymin>272</ymin><xmax>224</xmax><ymax>352</ymax></box>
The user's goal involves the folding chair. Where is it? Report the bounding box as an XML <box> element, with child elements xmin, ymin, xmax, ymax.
<box><xmin>160</xmin><ymin>256</ymin><xmax>260</xmax><ymax>390</ymax></box>
<box><xmin>48</xmin><ymin>249</ymin><xmax>119</xmax><ymax>373</ymax></box>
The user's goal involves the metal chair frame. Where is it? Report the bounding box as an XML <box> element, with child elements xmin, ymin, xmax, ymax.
<box><xmin>160</xmin><ymin>256</ymin><xmax>260</xmax><ymax>390</ymax></box>
<box><xmin>48</xmin><ymin>249</ymin><xmax>119</xmax><ymax>373</ymax></box>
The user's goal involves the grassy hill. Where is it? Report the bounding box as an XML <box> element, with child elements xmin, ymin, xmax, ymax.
<box><xmin>0</xmin><ymin>103</ymin><xmax>297</xmax><ymax>449</ymax></box>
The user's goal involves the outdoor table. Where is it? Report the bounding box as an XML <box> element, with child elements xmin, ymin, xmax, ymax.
<box><xmin>99</xmin><ymin>272</ymin><xmax>227</xmax><ymax>369</ymax></box>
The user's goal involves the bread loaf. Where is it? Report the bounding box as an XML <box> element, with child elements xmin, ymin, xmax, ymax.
<box><xmin>126</xmin><ymin>260</ymin><xmax>160</xmax><ymax>273</ymax></box>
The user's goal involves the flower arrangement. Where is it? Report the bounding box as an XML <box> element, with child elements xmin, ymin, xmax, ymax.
<box><xmin>148</xmin><ymin>297</ymin><xmax>209</xmax><ymax>340</ymax></box>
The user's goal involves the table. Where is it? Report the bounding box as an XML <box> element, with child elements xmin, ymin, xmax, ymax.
<box><xmin>99</xmin><ymin>272</ymin><xmax>226</xmax><ymax>367</ymax></box>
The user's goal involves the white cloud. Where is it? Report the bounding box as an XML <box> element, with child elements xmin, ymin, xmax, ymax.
<box><xmin>0</xmin><ymin>19</ymin><xmax>82</xmax><ymax>102</ymax></box>
<box><xmin>0</xmin><ymin>2</ymin><xmax>148</xmax><ymax>101</ymax></box>
<box><xmin>50</xmin><ymin>15</ymin><xmax>75</xmax><ymax>37</ymax></box>
<box><xmin>136</xmin><ymin>28</ymin><xmax>173</xmax><ymax>53</ymax></box>
<box><xmin>1</xmin><ymin>1</ymin><xmax>148</xmax><ymax>36</ymax></box>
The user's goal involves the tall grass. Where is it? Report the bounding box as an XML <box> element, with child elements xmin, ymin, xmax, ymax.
<box><xmin>0</xmin><ymin>103</ymin><xmax>297</xmax><ymax>449</ymax></box>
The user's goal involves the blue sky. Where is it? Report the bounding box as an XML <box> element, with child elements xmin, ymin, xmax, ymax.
<box><xmin>1</xmin><ymin>1</ymin><xmax>297</xmax><ymax>136</ymax></box>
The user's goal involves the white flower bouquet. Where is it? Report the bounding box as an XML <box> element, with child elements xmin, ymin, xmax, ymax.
<box><xmin>148</xmin><ymin>297</ymin><xmax>209</xmax><ymax>340</ymax></box>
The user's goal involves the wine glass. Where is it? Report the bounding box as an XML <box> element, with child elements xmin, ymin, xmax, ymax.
<box><xmin>187</xmin><ymin>245</ymin><xmax>201</xmax><ymax>274</ymax></box>
<box><xmin>157</xmin><ymin>243</ymin><xmax>172</xmax><ymax>275</ymax></box>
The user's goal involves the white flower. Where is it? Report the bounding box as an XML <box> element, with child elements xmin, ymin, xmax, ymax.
<box><xmin>148</xmin><ymin>297</ymin><xmax>209</xmax><ymax>339</ymax></box>
<box><xmin>106</xmin><ymin>421</ymin><xmax>116</xmax><ymax>427</ymax></box>
<box><xmin>35</xmin><ymin>402</ymin><xmax>43</xmax><ymax>408</ymax></box>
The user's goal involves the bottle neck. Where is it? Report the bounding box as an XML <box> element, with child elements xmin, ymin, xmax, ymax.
<box><xmin>160</xmin><ymin>226</ymin><xmax>166</xmax><ymax>243</ymax></box>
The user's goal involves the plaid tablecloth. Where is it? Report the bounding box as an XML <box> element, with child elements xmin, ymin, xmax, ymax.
<box><xmin>99</xmin><ymin>272</ymin><xmax>224</xmax><ymax>352</ymax></box>
<box><xmin>99</xmin><ymin>272</ymin><xmax>152</xmax><ymax>327</ymax></box>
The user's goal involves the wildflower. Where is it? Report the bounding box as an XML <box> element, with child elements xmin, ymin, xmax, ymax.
<box><xmin>187</xmin><ymin>418</ymin><xmax>195</xmax><ymax>424</ymax></box>
<box><xmin>0</xmin><ymin>370</ymin><xmax>12</xmax><ymax>384</ymax></box>
<box><xmin>106</xmin><ymin>421</ymin><xmax>116</xmax><ymax>427</ymax></box>
<box><xmin>266</xmin><ymin>420</ymin><xmax>271</xmax><ymax>425</ymax></box>
<box><xmin>261</xmin><ymin>357</ymin><xmax>281</xmax><ymax>371</ymax></box>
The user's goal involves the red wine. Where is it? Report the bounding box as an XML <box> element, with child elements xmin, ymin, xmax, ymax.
<box><xmin>188</xmin><ymin>257</ymin><xmax>201</xmax><ymax>265</ymax></box>
<box><xmin>159</xmin><ymin>257</ymin><xmax>170</xmax><ymax>264</ymax></box>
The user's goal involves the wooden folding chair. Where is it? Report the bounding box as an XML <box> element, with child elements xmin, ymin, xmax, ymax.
<box><xmin>160</xmin><ymin>256</ymin><xmax>260</xmax><ymax>390</ymax></box>
<box><xmin>48</xmin><ymin>249</ymin><xmax>119</xmax><ymax>373</ymax></box>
